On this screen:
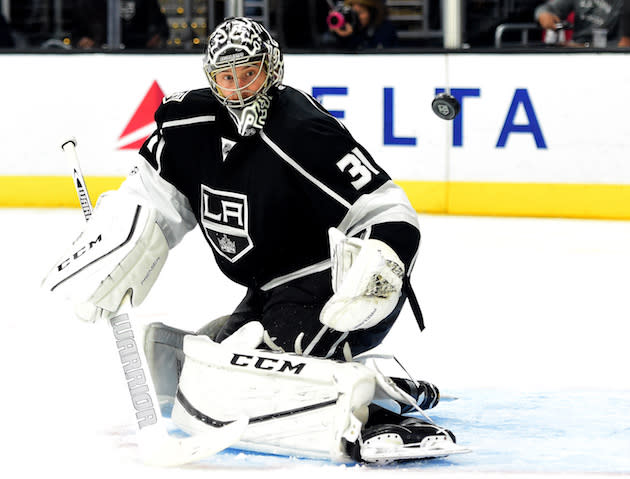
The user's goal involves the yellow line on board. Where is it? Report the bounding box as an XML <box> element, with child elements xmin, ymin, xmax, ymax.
<box><xmin>0</xmin><ymin>176</ymin><xmax>124</xmax><ymax>208</ymax></box>
<box><xmin>1</xmin><ymin>176</ymin><xmax>629</xmax><ymax>220</ymax></box>
<box><xmin>396</xmin><ymin>180</ymin><xmax>630</xmax><ymax>220</ymax></box>
<box><xmin>445</xmin><ymin>181</ymin><xmax>630</xmax><ymax>220</ymax></box>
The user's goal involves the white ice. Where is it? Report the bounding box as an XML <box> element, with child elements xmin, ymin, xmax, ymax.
<box><xmin>3</xmin><ymin>209</ymin><xmax>629</xmax><ymax>478</ymax></box>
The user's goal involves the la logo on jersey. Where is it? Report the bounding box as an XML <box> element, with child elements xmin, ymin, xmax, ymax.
<box><xmin>200</xmin><ymin>185</ymin><xmax>253</xmax><ymax>262</ymax></box>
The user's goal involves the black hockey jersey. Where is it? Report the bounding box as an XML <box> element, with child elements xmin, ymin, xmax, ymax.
<box><xmin>138</xmin><ymin>85</ymin><xmax>419</xmax><ymax>291</ymax></box>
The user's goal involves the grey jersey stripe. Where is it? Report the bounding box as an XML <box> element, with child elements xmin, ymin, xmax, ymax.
<box><xmin>339</xmin><ymin>181</ymin><xmax>420</xmax><ymax>274</ymax></box>
<box><xmin>338</xmin><ymin>181</ymin><xmax>419</xmax><ymax>237</ymax></box>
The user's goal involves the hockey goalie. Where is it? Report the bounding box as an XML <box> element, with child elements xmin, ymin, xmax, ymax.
<box><xmin>42</xmin><ymin>17</ymin><xmax>468</xmax><ymax>464</ymax></box>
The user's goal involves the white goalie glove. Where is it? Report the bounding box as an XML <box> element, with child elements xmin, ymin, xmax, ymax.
<box><xmin>320</xmin><ymin>228</ymin><xmax>405</xmax><ymax>332</ymax></box>
<box><xmin>41</xmin><ymin>191</ymin><xmax>169</xmax><ymax>321</ymax></box>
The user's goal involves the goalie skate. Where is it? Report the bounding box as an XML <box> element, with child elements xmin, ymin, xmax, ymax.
<box><xmin>354</xmin><ymin>416</ymin><xmax>471</xmax><ymax>464</ymax></box>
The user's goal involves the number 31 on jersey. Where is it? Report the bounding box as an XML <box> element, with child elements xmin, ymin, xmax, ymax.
<box><xmin>336</xmin><ymin>147</ymin><xmax>380</xmax><ymax>190</ymax></box>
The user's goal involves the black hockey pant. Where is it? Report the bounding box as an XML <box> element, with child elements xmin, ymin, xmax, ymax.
<box><xmin>200</xmin><ymin>270</ymin><xmax>406</xmax><ymax>360</ymax></box>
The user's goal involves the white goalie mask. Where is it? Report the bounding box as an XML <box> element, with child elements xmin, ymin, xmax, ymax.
<box><xmin>203</xmin><ymin>17</ymin><xmax>284</xmax><ymax>136</ymax></box>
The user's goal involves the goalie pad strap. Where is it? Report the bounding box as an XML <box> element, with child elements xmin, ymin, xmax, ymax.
<box><xmin>403</xmin><ymin>276</ymin><xmax>425</xmax><ymax>331</ymax></box>
<box><xmin>175</xmin><ymin>390</ymin><xmax>236</xmax><ymax>427</ymax></box>
<box><xmin>176</xmin><ymin>389</ymin><xmax>338</xmax><ymax>427</ymax></box>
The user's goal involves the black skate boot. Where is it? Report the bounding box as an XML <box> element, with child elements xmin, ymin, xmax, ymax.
<box><xmin>389</xmin><ymin>377</ymin><xmax>441</xmax><ymax>411</ymax></box>
<box><xmin>345</xmin><ymin>405</ymin><xmax>465</xmax><ymax>464</ymax></box>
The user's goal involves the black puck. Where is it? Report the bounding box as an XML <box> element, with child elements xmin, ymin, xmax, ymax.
<box><xmin>431</xmin><ymin>93</ymin><xmax>461</xmax><ymax>121</ymax></box>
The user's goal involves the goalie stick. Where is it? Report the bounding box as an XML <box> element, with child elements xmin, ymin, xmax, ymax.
<box><xmin>60</xmin><ymin>138</ymin><xmax>248</xmax><ymax>466</ymax></box>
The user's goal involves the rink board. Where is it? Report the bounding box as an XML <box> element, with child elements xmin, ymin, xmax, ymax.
<box><xmin>0</xmin><ymin>52</ymin><xmax>629</xmax><ymax>218</ymax></box>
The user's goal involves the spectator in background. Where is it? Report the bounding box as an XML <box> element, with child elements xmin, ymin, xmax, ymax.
<box><xmin>326</xmin><ymin>0</ymin><xmax>398</xmax><ymax>49</ymax></box>
<box><xmin>279</xmin><ymin>0</ymin><xmax>330</xmax><ymax>48</ymax></box>
<box><xmin>72</xmin><ymin>0</ymin><xmax>169</xmax><ymax>49</ymax></box>
<box><xmin>619</xmin><ymin>0</ymin><xmax>630</xmax><ymax>46</ymax></box>
<box><xmin>535</xmin><ymin>0</ymin><xmax>623</xmax><ymax>46</ymax></box>
<box><xmin>0</xmin><ymin>12</ymin><xmax>15</xmax><ymax>47</ymax></box>
<box><xmin>466</xmin><ymin>0</ymin><xmax>539</xmax><ymax>47</ymax></box>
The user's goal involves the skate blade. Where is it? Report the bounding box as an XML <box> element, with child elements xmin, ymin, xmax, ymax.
<box><xmin>361</xmin><ymin>435</ymin><xmax>471</xmax><ymax>463</ymax></box>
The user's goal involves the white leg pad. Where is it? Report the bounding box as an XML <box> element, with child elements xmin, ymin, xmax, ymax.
<box><xmin>171</xmin><ymin>334</ymin><xmax>376</xmax><ymax>462</ymax></box>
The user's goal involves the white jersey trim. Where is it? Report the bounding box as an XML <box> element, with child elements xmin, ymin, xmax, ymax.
<box><xmin>119</xmin><ymin>160</ymin><xmax>198</xmax><ymax>248</ymax></box>
<box><xmin>259</xmin><ymin>131</ymin><xmax>352</xmax><ymax>209</ymax></box>
<box><xmin>162</xmin><ymin>115</ymin><xmax>216</xmax><ymax>129</ymax></box>
<box><xmin>155</xmin><ymin>136</ymin><xmax>166</xmax><ymax>174</ymax></box>
<box><xmin>260</xmin><ymin>259</ymin><xmax>331</xmax><ymax>291</ymax></box>
<box><xmin>146</xmin><ymin>132</ymin><xmax>159</xmax><ymax>152</ymax></box>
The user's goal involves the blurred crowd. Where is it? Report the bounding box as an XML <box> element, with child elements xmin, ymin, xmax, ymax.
<box><xmin>1</xmin><ymin>0</ymin><xmax>629</xmax><ymax>50</ymax></box>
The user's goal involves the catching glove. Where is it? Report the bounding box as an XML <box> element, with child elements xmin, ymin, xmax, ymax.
<box><xmin>320</xmin><ymin>228</ymin><xmax>404</xmax><ymax>332</ymax></box>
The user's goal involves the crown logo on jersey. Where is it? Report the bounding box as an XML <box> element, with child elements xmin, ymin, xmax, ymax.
<box><xmin>218</xmin><ymin>234</ymin><xmax>236</xmax><ymax>254</ymax></box>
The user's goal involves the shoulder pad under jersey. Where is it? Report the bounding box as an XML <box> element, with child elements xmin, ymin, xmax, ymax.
<box><xmin>154</xmin><ymin>88</ymin><xmax>221</xmax><ymax>127</ymax></box>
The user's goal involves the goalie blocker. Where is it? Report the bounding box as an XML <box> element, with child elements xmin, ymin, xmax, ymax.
<box><xmin>147</xmin><ymin>322</ymin><xmax>468</xmax><ymax>463</ymax></box>
<box><xmin>41</xmin><ymin>192</ymin><xmax>169</xmax><ymax>320</ymax></box>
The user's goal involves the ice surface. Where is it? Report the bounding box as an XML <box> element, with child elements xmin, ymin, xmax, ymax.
<box><xmin>3</xmin><ymin>209</ymin><xmax>629</xmax><ymax>478</ymax></box>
